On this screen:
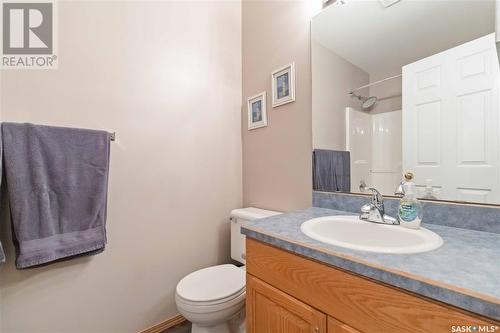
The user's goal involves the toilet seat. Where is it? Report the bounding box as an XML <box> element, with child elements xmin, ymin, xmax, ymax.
<box><xmin>176</xmin><ymin>288</ymin><xmax>246</xmax><ymax>315</ymax></box>
<box><xmin>176</xmin><ymin>264</ymin><xmax>246</xmax><ymax>305</ymax></box>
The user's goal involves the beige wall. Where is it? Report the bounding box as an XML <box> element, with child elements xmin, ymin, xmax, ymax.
<box><xmin>242</xmin><ymin>0</ymin><xmax>319</xmax><ymax>212</ymax></box>
<box><xmin>312</xmin><ymin>41</ymin><xmax>369</xmax><ymax>150</ymax></box>
<box><xmin>0</xmin><ymin>1</ymin><xmax>242</xmax><ymax>332</ymax></box>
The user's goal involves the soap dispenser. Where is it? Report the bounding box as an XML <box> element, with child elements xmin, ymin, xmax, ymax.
<box><xmin>396</xmin><ymin>172</ymin><xmax>422</xmax><ymax>229</ymax></box>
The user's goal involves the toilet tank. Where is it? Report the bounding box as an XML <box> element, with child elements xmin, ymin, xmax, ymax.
<box><xmin>230</xmin><ymin>207</ymin><xmax>281</xmax><ymax>264</ymax></box>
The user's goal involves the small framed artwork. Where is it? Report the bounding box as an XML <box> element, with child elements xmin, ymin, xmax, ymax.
<box><xmin>272</xmin><ymin>62</ymin><xmax>295</xmax><ymax>107</ymax></box>
<box><xmin>247</xmin><ymin>92</ymin><xmax>267</xmax><ymax>130</ymax></box>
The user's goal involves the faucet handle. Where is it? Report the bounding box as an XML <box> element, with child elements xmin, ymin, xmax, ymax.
<box><xmin>367</xmin><ymin>187</ymin><xmax>383</xmax><ymax>206</ymax></box>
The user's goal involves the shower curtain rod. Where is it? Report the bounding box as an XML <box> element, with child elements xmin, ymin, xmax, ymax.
<box><xmin>349</xmin><ymin>73</ymin><xmax>402</xmax><ymax>94</ymax></box>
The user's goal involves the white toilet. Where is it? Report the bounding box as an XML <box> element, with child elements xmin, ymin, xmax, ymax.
<box><xmin>175</xmin><ymin>207</ymin><xmax>281</xmax><ymax>333</ymax></box>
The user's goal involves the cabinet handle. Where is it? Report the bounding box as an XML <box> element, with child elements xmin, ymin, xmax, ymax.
<box><xmin>314</xmin><ymin>327</ymin><xmax>319</xmax><ymax>333</ymax></box>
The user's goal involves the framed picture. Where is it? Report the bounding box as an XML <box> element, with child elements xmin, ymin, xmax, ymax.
<box><xmin>247</xmin><ymin>92</ymin><xmax>267</xmax><ymax>130</ymax></box>
<box><xmin>272</xmin><ymin>62</ymin><xmax>295</xmax><ymax>107</ymax></box>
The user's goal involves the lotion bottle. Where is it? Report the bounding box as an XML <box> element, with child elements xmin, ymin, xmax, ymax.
<box><xmin>397</xmin><ymin>172</ymin><xmax>422</xmax><ymax>229</ymax></box>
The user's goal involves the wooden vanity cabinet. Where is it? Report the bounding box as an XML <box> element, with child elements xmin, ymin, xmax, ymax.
<box><xmin>245</xmin><ymin>238</ymin><xmax>499</xmax><ymax>333</ymax></box>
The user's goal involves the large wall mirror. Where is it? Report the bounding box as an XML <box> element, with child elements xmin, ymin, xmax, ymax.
<box><xmin>311</xmin><ymin>0</ymin><xmax>499</xmax><ymax>205</ymax></box>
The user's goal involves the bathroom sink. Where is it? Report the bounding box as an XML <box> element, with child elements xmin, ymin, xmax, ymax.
<box><xmin>300</xmin><ymin>216</ymin><xmax>443</xmax><ymax>254</ymax></box>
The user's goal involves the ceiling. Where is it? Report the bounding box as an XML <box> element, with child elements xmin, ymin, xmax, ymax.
<box><xmin>312</xmin><ymin>0</ymin><xmax>496</xmax><ymax>77</ymax></box>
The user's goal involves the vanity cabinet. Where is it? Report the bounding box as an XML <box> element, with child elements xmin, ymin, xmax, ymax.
<box><xmin>246</xmin><ymin>238</ymin><xmax>499</xmax><ymax>333</ymax></box>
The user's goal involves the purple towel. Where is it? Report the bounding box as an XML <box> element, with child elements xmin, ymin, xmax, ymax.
<box><xmin>1</xmin><ymin>123</ymin><xmax>111</xmax><ymax>269</ymax></box>
<box><xmin>313</xmin><ymin>149</ymin><xmax>351</xmax><ymax>192</ymax></box>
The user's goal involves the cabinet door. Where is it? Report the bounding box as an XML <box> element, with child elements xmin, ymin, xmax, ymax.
<box><xmin>247</xmin><ymin>274</ymin><xmax>327</xmax><ymax>333</ymax></box>
<box><xmin>328</xmin><ymin>317</ymin><xmax>361</xmax><ymax>333</ymax></box>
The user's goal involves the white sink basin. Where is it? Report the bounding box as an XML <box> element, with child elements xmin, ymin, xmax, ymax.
<box><xmin>300</xmin><ymin>215</ymin><xmax>443</xmax><ymax>254</ymax></box>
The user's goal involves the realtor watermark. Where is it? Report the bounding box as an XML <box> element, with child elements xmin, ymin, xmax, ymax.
<box><xmin>1</xmin><ymin>0</ymin><xmax>57</xmax><ymax>69</ymax></box>
<box><xmin>451</xmin><ymin>325</ymin><xmax>499</xmax><ymax>332</ymax></box>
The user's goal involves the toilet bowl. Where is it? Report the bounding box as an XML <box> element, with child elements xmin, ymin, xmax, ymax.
<box><xmin>175</xmin><ymin>264</ymin><xmax>246</xmax><ymax>333</ymax></box>
<box><xmin>175</xmin><ymin>208</ymin><xmax>281</xmax><ymax>333</ymax></box>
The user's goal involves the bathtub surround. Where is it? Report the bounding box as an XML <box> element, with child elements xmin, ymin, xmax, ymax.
<box><xmin>313</xmin><ymin>191</ymin><xmax>500</xmax><ymax>234</ymax></box>
<box><xmin>0</xmin><ymin>1</ymin><xmax>242</xmax><ymax>332</ymax></box>
<box><xmin>241</xmin><ymin>208</ymin><xmax>500</xmax><ymax>320</ymax></box>
<box><xmin>1</xmin><ymin>123</ymin><xmax>111</xmax><ymax>269</ymax></box>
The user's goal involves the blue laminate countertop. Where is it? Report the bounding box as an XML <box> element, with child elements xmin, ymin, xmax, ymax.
<box><xmin>241</xmin><ymin>207</ymin><xmax>500</xmax><ymax>320</ymax></box>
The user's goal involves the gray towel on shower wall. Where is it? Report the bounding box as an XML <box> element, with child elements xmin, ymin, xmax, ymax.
<box><xmin>1</xmin><ymin>123</ymin><xmax>111</xmax><ymax>269</ymax></box>
<box><xmin>313</xmin><ymin>149</ymin><xmax>351</xmax><ymax>192</ymax></box>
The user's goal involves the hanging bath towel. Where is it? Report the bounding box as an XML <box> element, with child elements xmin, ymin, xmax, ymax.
<box><xmin>1</xmin><ymin>123</ymin><xmax>111</xmax><ymax>269</ymax></box>
<box><xmin>313</xmin><ymin>149</ymin><xmax>351</xmax><ymax>192</ymax></box>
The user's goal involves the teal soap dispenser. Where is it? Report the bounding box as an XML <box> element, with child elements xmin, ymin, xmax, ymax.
<box><xmin>396</xmin><ymin>172</ymin><xmax>422</xmax><ymax>229</ymax></box>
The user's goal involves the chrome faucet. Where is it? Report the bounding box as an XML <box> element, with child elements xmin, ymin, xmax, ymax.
<box><xmin>360</xmin><ymin>187</ymin><xmax>399</xmax><ymax>225</ymax></box>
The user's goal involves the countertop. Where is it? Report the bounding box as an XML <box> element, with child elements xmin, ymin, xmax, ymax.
<box><xmin>241</xmin><ymin>207</ymin><xmax>500</xmax><ymax>320</ymax></box>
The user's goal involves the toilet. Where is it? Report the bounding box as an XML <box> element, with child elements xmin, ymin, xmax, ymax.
<box><xmin>175</xmin><ymin>207</ymin><xmax>281</xmax><ymax>333</ymax></box>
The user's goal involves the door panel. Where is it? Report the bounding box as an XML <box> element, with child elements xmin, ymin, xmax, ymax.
<box><xmin>416</xmin><ymin>101</ymin><xmax>441</xmax><ymax>164</ymax></box>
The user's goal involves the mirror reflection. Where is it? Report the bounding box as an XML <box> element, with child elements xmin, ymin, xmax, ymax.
<box><xmin>311</xmin><ymin>0</ymin><xmax>499</xmax><ymax>204</ymax></box>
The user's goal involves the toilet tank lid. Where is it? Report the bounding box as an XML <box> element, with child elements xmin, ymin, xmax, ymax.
<box><xmin>230</xmin><ymin>207</ymin><xmax>281</xmax><ymax>221</ymax></box>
